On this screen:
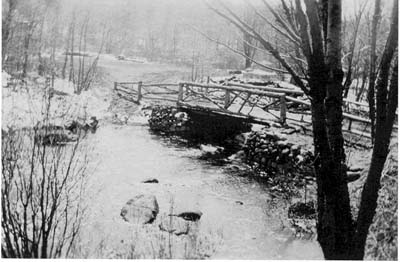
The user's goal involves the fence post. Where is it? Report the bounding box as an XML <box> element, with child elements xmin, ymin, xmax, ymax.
<box><xmin>206</xmin><ymin>76</ymin><xmax>210</xmax><ymax>94</ymax></box>
<box><xmin>348</xmin><ymin>119</ymin><xmax>353</xmax><ymax>131</ymax></box>
<box><xmin>114</xmin><ymin>82</ymin><xmax>117</xmax><ymax>90</ymax></box>
<box><xmin>178</xmin><ymin>83</ymin><xmax>184</xmax><ymax>104</ymax></box>
<box><xmin>224</xmin><ymin>89</ymin><xmax>231</xmax><ymax>109</ymax></box>
<box><xmin>280</xmin><ymin>94</ymin><xmax>286</xmax><ymax>124</ymax></box>
<box><xmin>137</xmin><ymin>81</ymin><xmax>143</xmax><ymax>102</ymax></box>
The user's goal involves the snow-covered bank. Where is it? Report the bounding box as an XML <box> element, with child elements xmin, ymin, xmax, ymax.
<box><xmin>2</xmin><ymin>72</ymin><xmax>110</xmax><ymax>129</ymax></box>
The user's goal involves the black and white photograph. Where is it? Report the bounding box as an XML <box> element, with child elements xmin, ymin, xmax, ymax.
<box><xmin>1</xmin><ymin>0</ymin><xmax>398</xmax><ymax>260</ymax></box>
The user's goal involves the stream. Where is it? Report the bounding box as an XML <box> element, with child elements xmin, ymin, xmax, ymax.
<box><xmin>78</xmin><ymin>121</ymin><xmax>323</xmax><ymax>259</ymax></box>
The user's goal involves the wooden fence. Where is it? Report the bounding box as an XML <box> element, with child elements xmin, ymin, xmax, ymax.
<box><xmin>114</xmin><ymin>81</ymin><xmax>179</xmax><ymax>103</ymax></box>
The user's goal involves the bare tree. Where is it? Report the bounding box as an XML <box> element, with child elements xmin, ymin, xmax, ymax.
<box><xmin>207</xmin><ymin>0</ymin><xmax>398</xmax><ymax>259</ymax></box>
<box><xmin>2</xmin><ymin>0</ymin><xmax>19</xmax><ymax>65</ymax></box>
<box><xmin>20</xmin><ymin>2</ymin><xmax>46</xmax><ymax>78</ymax></box>
<box><xmin>342</xmin><ymin>2</ymin><xmax>367</xmax><ymax>98</ymax></box>
<box><xmin>242</xmin><ymin>8</ymin><xmax>259</xmax><ymax>69</ymax></box>
<box><xmin>353</xmin><ymin>0</ymin><xmax>398</xmax><ymax>257</ymax></box>
<box><xmin>75</xmin><ymin>13</ymin><xmax>90</xmax><ymax>94</ymax></box>
<box><xmin>1</xmin><ymin>97</ymin><xmax>90</xmax><ymax>258</ymax></box>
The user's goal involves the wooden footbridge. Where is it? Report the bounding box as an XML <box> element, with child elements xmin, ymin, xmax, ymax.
<box><xmin>113</xmin><ymin>80</ymin><xmax>394</xmax><ymax>138</ymax></box>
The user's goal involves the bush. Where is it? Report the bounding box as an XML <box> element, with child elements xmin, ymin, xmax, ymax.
<box><xmin>1</xmin><ymin>123</ymin><xmax>90</xmax><ymax>258</ymax></box>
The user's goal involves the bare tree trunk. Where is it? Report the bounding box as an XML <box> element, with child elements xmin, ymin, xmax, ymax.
<box><xmin>69</xmin><ymin>13</ymin><xmax>76</xmax><ymax>83</ymax></box>
<box><xmin>172</xmin><ymin>25</ymin><xmax>178</xmax><ymax>59</ymax></box>
<box><xmin>77</xmin><ymin>19</ymin><xmax>84</xmax><ymax>93</ymax></box>
<box><xmin>367</xmin><ymin>0</ymin><xmax>381</xmax><ymax>143</ymax></box>
<box><xmin>37</xmin><ymin>17</ymin><xmax>46</xmax><ymax>76</ymax></box>
<box><xmin>313</xmin><ymin>1</ymin><xmax>353</xmax><ymax>258</ymax></box>
<box><xmin>356</xmin><ymin>59</ymin><xmax>369</xmax><ymax>101</ymax></box>
<box><xmin>22</xmin><ymin>22</ymin><xmax>35</xmax><ymax>78</ymax></box>
<box><xmin>352</xmin><ymin>0</ymin><xmax>398</xmax><ymax>258</ymax></box>
<box><xmin>76</xmin><ymin>15</ymin><xmax>89</xmax><ymax>94</ymax></box>
<box><xmin>343</xmin><ymin>5</ymin><xmax>364</xmax><ymax>98</ymax></box>
<box><xmin>61</xmin><ymin>24</ymin><xmax>70</xmax><ymax>79</ymax></box>
<box><xmin>2</xmin><ymin>0</ymin><xmax>18</xmax><ymax>65</ymax></box>
<box><xmin>243</xmin><ymin>32</ymin><xmax>255</xmax><ymax>69</ymax></box>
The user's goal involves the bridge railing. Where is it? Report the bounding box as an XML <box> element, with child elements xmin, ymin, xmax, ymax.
<box><xmin>114</xmin><ymin>81</ymin><xmax>179</xmax><ymax>103</ymax></box>
<box><xmin>177</xmin><ymin>81</ymin><xmax>291</xmax><ymax>124</ymax></box>
<box><xmin>114</xmin><ymin>80</ymin><xmax>397</xmax><ymax>137</ymax></box>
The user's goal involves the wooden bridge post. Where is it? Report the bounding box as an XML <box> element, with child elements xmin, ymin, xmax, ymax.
<box><xmin>223</xmin><ymin>79</ymin><xmax>230</xmax><ymax>109</ymax></box>
<box><xmin>114</xmin><ymin>82</ymin><xmax>118</xmax><ymax>90</ymax></box>
<box><xmin>224</xmin><ymin>89</ymin><xmax>231</xmax><ymax>109</ymax></box>
<box><xmin>137</xmin><ymin>81</ymin><xmax>143</xmax><ymax>102</ymax></box>
<box><xmin>348</xmin><ymin>119</ymin><xmax>353</xmax><ymax>131</ymax></box>
<box><xmin>178</xmin><ymin>83</ymin><xmax>184</xmax><ymax>104</ymax></box>
<box><xmin>280</xmin><ymin>94</ymin><xmax>287</xmax><ymax>124</ymax></box>
<box><xmin>206</xmin><ymin>76</ymin><xmax>210</xmax><ymax>94</ymax></box>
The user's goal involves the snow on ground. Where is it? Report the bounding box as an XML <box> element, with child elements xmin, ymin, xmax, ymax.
<box><xmin>276</xmin><ymin>81</ymin><xmax>303</xmax><ymax>93</ymax></box>
<box><xmin>2</xmin><ymin>71</ymin><xmax>11</xmax><ymax>88</ymax></box>
<box><xmin>2</xmin><ymin>72</ymin><xmax>110</xmax><ymax>129</ymax></box>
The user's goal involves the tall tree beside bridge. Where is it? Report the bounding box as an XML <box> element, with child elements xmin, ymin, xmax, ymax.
<box><xmin>208</xmin><ymin>0</ymin><xmax>398</xmax><ymax>259</ymax></box>
<box><xmin>354</xmin><ymin>0</ymin><xmax>398</xmax><ymax>257</ymax></box>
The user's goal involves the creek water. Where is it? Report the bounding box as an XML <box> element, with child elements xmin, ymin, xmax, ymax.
<box><xmin>78</xmin><ymin>121</ymin><xmax>323</xmax><ymax>259</ymax></box>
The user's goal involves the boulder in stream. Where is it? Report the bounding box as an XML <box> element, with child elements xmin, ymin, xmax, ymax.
<box><xmin>142</xmin><ymin>178</ymin><xmax>159</xmax><ymax>183</ymax></box>
<box><xmin>120</xmin><ymin>194</ymin><xmax>159</xmax><ymax>224</ymax></box>
<box><xmin>159</xmin><ymin>216</ymin><xmax>190</xmax><ymax>236</ymax></box>
<box><xmin>65</xmin><ymin>116</ymin><xmax>98</xmax><ymax>134</ymax></box>
<box><xmin>169</xmin><ymin>211</ymin><xmax>203</xmax><ymax>222</ymax></box>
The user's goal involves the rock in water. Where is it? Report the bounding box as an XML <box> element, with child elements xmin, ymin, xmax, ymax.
<box><xmin>158</xmin><ymin>216</ymin><xmax>190</xmax><ymax>236</ymax></box>
<box><xmin>120</xmin><ymin>194</ymin><xmax>159</xmax><ymax>224</ymax></box>
<box><xmin>169</xmin><ymin>211</ymin><xmax>203</xmax><ymax>222</ymax></box>
<box><xmin>142</xmin><ymin>178</ymin><xmax>159</xmax><ymax>183</ymax></box>
<box><xmin>347</xmin><ymin>172</ymin><xmax>361</xmax><ymax>183</ymax></box>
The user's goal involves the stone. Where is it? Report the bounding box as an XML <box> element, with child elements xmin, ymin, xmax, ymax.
<box><xmin>120</xmin><ymin>194</ymin><xmax>159</xmax><ymax>224</ymax></box>
<box><xmin>348</xmin><ymin>165</ymin><xmax>363</xmax><ymax>172</ymax></box>
<box><xmin>347</xmin><ymin>172</ymin><xmax>361</xmax><ymax>183</ymax></box>
<box><xmin>158</xmin><ymin>216</ymin><xmax>190</xmax><ymax>236</ymax></box>
<box><xmin>200</xmin><ymin>144</ymin><xmax>223</xmax><ymax>154</ymax></box>
<box><xmin>234</xmin><ymin>133</ymin><xmax>247</xmax><ymax>147</ymax></box>
<box><xmin>276</xmin><ymin>140</ymin><xmax>288</xmax><ymax>147</ymax></box>
<box><xmin>88</xmin><ymin>116</ymin><xmax>99</xmax><ymax>133</ymax></box>
<box><xmin>142</xmin><ymin>178</ymin><xmax>159</xmax><ymax>183</ymax></box>
<box><xmin>281</xmin><ymin>148</ymin><xmax>290</xmax><ymax>155</ymax></box>
<box><xmin>170</xmin><ymin>211</ymin><xmax>203</xmax><ymax>222</ymax></box>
